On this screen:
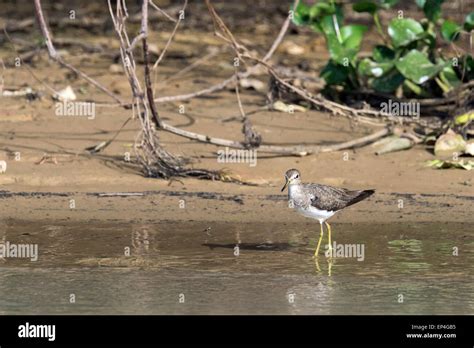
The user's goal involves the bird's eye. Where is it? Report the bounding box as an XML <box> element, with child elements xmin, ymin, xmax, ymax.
<box><xmin>295</xmin><ymin>175</ymin><xmax>299</xmax><ymax>178</ymax></box>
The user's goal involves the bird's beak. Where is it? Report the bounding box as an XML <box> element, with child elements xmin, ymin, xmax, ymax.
<box><xmin>281</xmin><ymin>178</ymin><xmax>289</xmax><ymax>192</ymax></box>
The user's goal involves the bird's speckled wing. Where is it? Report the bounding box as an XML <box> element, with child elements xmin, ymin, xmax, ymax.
<box><xmin>303</xmin><ymin>183</ymin><xmax>362</xmax><ymax>212</ymax></box>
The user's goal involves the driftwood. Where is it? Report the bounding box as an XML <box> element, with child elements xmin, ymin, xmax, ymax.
<box><xmin>161</xmin><ymin>122</ymin><xmax>391</xmax><ymax>156</ymax></box>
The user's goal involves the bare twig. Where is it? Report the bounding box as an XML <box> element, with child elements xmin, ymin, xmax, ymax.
<box><xmin>3</xmin><ymin>28</ymin><xmax>59</xmax><ymax>97</ymax></box>
<box><xmin>0</xmin><ymin>58</ymin><xmax>5</xmax><ymax>94</ymax></box>
<box><xmin>235</xmin><ymin>70</ymin><xmax>262</xmax><ymax>147</ymax></box>
<box><xmin>142</xmin><ymin>10</ymin><xmax>162</xmax><ymax>127</ymax></box>
<box><xmin>152</xmin><ymin>0</ymin><xmax>188</xmax><ymax>69</ymax></box>
<box><xmin>33</xmin><ymin>0</ymin><xmax>126</xmax><ymax>105</ymax></box>
<box><xmin>149</xmin><ymin>0</ymin><xmax>177</xmax><ymax>23</ymax></box>
<box><xmin>262</xmin><ymin>0</ymin><xmax>298</xmax><ymax>62</ymax></box>
<box><xmin>154</xmin><ymin>73</ymin><xmax>240</xmax><ymax>103</ymax></box>
<box><xmin>235</xmin><ymin>76</ymin><xmax>246</xmax><ymax>121</ymax></box>
<box><xmin>158</xmin><ymin>47</ymin><xmax>222</xmax><ymax>85</ymax></box>
<box><xmin>33</xmin><ymin>0</ymin><xmax>58</xmax><ymax>59</ymax></box>
<box><xmin>108</xmin><ymin>0</ymin><xmax>223</xmax><ymax>179</ymax></box>
<box><xmin>151</xmin><ymin>0</ymin><xmax>293</xmax><ymax>104</ymax></box>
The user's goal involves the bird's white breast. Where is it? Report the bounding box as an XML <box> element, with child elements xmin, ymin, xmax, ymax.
<box><xmin>295</xmin><ymin>205</ymin><xmax>335</xmax><ymax>223</ymax></box>
<box><xmin>289</xmin><ymin>183</ymin><xmax>336</xmax><ymax>223</ymax></box>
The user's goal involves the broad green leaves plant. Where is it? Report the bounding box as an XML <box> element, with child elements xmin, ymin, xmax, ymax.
<box><xmin>441</xmin><ymin>20</ymin><xmax>461</xmax><ymax>41</ymax></box>
<box><xmin>421</xmin><ymin>0</ymin><xmax>444</xmax><ymax>22</ymax></box>
<box><xmin>292</xmin><ymin>0</ymin><xmax>474</xmax><ymax>97</ymax></box>
<box><xmin>465</xmin><ymin>12</ymin><xmax>474</xmax><ymax>31</ymax></box>
<box><xmin>395</xmin><ymin>50</ymin><xmax>445</xmax><ymax>84</ymax></box>
<box><xmin>387</xmin><ymin>18</ymin><xmax>424</xmax><ymax>47</ymax></box>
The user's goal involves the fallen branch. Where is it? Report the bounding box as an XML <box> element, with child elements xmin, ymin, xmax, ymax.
<box><xmin>161</xmin><ymin>122</ymin><xmax>391</xmax><ymax>155</ymax></box>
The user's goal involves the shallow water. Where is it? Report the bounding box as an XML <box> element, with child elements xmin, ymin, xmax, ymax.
<box><xmin>0</xmin><ymin>220</ymin><xmax>473</xmax><ymax>314</ymax></box>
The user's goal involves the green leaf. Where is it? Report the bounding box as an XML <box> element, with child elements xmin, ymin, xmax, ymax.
<box><xmin>334</xmin><ymin>4</ymin><xmax>345</xmax><ymax>22</ymax></box>
<box><xmin>462</xmin><ymin>55</ymin><xmax>474</xmax><ymax>80</ymax></box>
<box><xmin>388</xmin><ymin>18</ymin><xmax>424</xmax><ymax>47</ymax></box>
<box><xmin>309</xmin><ymin>2</ymin><xmax>335</xmax><ymax>20</ymax></box>
<box><xmin>403</xmin><ymin>79</ymin><xmax>424</xmax><ymax>95</ymax></box>
<box><xmin>326</xmin><ymin>32</ymin><xmax>344</xmax><ymax>58</ymax></box>
<box><xmin>320</xmin><ymin>60</ymin><xmax>350</xmax><ymax>85</ymax></box>
<box><xmin>423</xmin><ymin>0</ymin><xmax>444</xmax><ymax>22</ymax></box>
<box><xmin>358</xmin><ymin>58</ymin><xmax>393</xmax><ymax>77</ymax></box>
<box><xmin>373</xmin><ymin>45</ymin><xmax>395</xmax><ymax>62</ymax></box>
<box><xmin>440</xmin><ymin>68</ymin><xmax>461</xmax><ymax>89</ymax></box>
<box><xmin>292</xmin><ymin>2</ymin><xmax>311</xmax><ymax>26</ymax></box>
<box><xmin>465</xmin><ymin>12</ymin><xmax>474</xmax><ymax>31</ymax></box>
<box><xmin>353</xmin><ymin>1</ymin><xmax>378</xmax><ymax>14</ymax></box>
<box><xmin>423</xmin><ymin>24</ymin><xmax>437</xmax><ymax>48</ymax></box>
<box><xmin>371</xmin><ymin>69</ymin><xmax>404</xmax><ymax>92</ymax></box>
<box><xmin>439</xmin><ymin>62</ymin><xmax>461</xmax><ymax>89</ymax></box>
<box><xmin>357</xmin><ymin>58</ymin><xmax>373</xmax><ymax>76</ymax></box>
<box><xmin>466</xmin><ymin>55</ymin><xmax>474</xmax><ymax>69</ymax></box>
<box><xmin>317</xmin><ymin>7</ymin><xmax>344</xmax><ymax>36</ymax></box>
<box><xmin>379</xmin><ymin>0</ymin><xmax>399</xmax><ymax>9</ymax></box>
<box><xmin>395</xmin><ymin>50</ymin><xmax>445</xmax><ymax>84</ymax></box>
<box><xmin>323</xmin><ymin>24</ymin><xmax>368</xmax><ymax>64</ymax></box>
<box><xmin>340</xmin><ymin>24</ymin><xmax>368</xmax><ymax>50</ymax></box>
<box><xmin>441</xmin><ymin>20</ymin><xmax>461</xmax><ymax>41</ymax></box>
<box><xmin>319</xmin><ymin>15</ymin><xmax>337</xmax><ymax>36</ymax></box>
<box><xmin>326</xmin><ymin>33</ymin><xmax>358</xmax><ymax>64</ymax></box>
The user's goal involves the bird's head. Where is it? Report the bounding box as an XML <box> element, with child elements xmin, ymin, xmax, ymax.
<box><xmin>281</xmin><ymin>169</ymin><xmax>301</xmax><ymax>192</ymax></box>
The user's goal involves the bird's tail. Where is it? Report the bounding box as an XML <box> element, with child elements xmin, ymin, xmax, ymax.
<box><xmin>347</xmin><ymin>189</ymin><xmax>375</xmax><ymax>207</ymax></box>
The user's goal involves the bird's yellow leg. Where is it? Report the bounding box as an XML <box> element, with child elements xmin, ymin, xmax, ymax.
<box><xmin>314</xmin><ymin>258</ymin><xmax>321</xmax><ymax>273</ymax></box>
<box><xmin>313</xmin><ymin>222</ymin><xmax>324</xmax><ymax>258</ymax></box>
<box><xmin>325</xmin><ymin>221</ymin><xmax>333</xmax><ymax>258</ymax></box>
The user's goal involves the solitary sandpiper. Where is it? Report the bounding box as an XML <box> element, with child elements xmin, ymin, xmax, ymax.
<box><xmin>281</xmin><ymin>169</ymin><xmax>374</xmax><ymax>258</ymax></box>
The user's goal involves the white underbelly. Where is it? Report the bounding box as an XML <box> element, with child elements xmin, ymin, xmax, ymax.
<box><xmin>295</xmin><ymin>206</ymin><xmax>335</xmax><ymax>222</ymax></box>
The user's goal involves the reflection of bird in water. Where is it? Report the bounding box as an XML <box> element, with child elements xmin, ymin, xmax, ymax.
<box><xmin>314</xmin><ymin>257</ymin><xmax>334</xmax><ymax>277</ymax></box>
<box><xmin>286</xmin><ymin>280</ymin><xmax>334</xmax><ymax>314</ymax></box>
<box><xmin>281</xmin><ymin>169</ymin><xmax>374</xmax><ymax>258</ymax></box>
<box><xmin>132</xmin><ymin>227</ymin><xmax>151</xmax><ymax>255</ymax></box>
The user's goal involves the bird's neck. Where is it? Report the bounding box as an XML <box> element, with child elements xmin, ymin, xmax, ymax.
<box><xmin>288</xmin><ymin>182</ymin><xmax>302</xmax><ymax>197</ymax></box>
